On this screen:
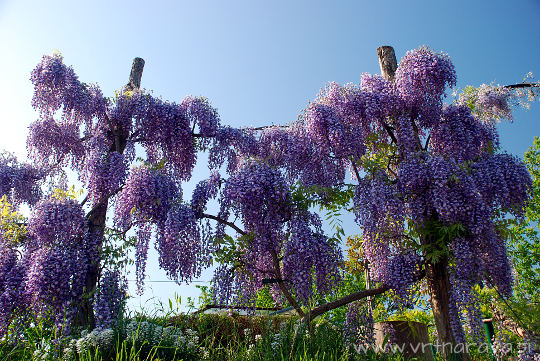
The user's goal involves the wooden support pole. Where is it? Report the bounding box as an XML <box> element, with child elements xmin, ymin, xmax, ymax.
<box><xmin>377</xmin><ymin>46</ymin><xmax>398</xmax><ymax>81</ymax></box>
<box><xmin>125</xmin><ymin>57</ymin><xmax>145</xmax><ymax>91</ymax></box>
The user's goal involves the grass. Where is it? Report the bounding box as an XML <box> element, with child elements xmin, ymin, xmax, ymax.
<box><xmin>0</xmin><ymin>305</ymin><xmax>499</xmax><ymax>361</ymax></box>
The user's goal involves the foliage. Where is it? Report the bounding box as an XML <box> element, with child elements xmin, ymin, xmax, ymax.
<box><xmin>0</xmin><ymin>195</ymin><xmax>26</xmax><ymax>245</ymax></box>
<box><xmin>0</xmin><ymin>47</ymin><xmax>537</xmax><ymax>361</ymax></box>
<box><xmin>507</xmin><ymin>136</ymin><xmax>540</xmax><ymax>303</ymax></box>
<box><xmin>463</xmin><ymin>137</ymin><xmax>540</xmax><ymax>360</ymax></box>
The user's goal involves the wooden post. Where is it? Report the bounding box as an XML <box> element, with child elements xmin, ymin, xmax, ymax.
<box><xmin>374</xmin><ymin>321</ymin><xmax>434</xmax><ymax>361</ymax></box>
<box><xmin>377</xmin><ymin>46</ymin><xmax>398</xmax><ymax>81</ymax></box>
<box><xmin>125</xmin><ymin>57</ymin><xmax>145</xmax><ymax>91</ymax></box>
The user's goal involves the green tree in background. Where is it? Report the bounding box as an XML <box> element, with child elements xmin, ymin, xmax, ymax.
<box><xmin>508</xmin><ymin>136</ymin><xmax>540</xmax><ymax>303</ymax></box>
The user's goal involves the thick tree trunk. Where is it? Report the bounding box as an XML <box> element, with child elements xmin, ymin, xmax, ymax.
<box><xmin>76</xmin><ymin>57</ymin><xmax>145</xmax><ymax>329</ymax></box>
<box><xmin>77</xmin><ymin>204</ymin><xmax>108</xmax><ymax>328</ymax></box>
<box><xmin>377</xmin><ymin>45</ymin><xmax>466</xmax><ymax>360</ymax></box>
<box><xmin>426</xmin><ymin>257</ymin><xmax>463</xmax><ymax>360</ymax></box>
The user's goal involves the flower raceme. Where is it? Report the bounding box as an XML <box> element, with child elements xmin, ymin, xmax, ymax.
<box><xmin>0</xmin><ymin>46</ymin><xmax>532</xmax><ymax>339</ymax></box>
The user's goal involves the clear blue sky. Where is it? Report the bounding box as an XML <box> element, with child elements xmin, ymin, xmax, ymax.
<box><xmin>0</xmin><ymin>0</ymin><xmax>538</xmax><ymax>313</ymax></box>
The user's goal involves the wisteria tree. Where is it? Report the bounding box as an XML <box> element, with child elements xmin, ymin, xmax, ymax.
<box><xmin>0</xmin><ymin>45</ymin><xmax>536</xmax><ymax>360</ymax></box>
<box><xmin>210</xmin><ymin>47</ymin><xmax>536</xmax><ymax>359</ymax></box>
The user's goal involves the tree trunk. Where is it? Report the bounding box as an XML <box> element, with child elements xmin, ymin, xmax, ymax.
<box><xmin>76</xmin><ymin>204</ymin><xmax>108</xmax><ymax>328</ymax></box>
<box><xmin>377</xmin><ymin>45</ymin><xmax>467</xmax><ymax>360</ymax></box>
<box><xmin>76</xmin><ymin>57</ymin><xmax>145</xmax><ymax>329</ymax></box>
<box><xmin>425</xmin><ymin>256</ymin><xmax>463</xmax><ymax>360</ymax></box>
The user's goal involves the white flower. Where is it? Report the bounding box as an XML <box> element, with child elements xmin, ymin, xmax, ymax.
<box><xmin>125</xmin><ymin>321</ymin><xmax>138</xmax><ymax>340</ymax></box>
<box><xmin>174</xmin><ymin>335</ymin><xmax>187</xmax><ymax>348</ymax></box>
<box><xmin>63</xmin><ymin>344</ymin><xmax>77</xmax><ymax>361</ymax></box>
<box><xmin>76</xmin><ymin>337</ymin><xmax>88</xmax><ymax>354</ymax></box>
<box><xmin>152</xmin><ymin>326</ymin><xmax>163</xmax><ymax>345</ymax></box>
<box><xmin>162</xmin><ymin>326</ymin><xmax>177</xmax><ymax>343</ymax></box>
<box><xmin>185</xmin><ymin>328</ymin><xmax>198</xmax><ymax>346</ymax></box>
<box><xmin>32</xmin><ymin>349</ymin><xmax>40</xmax><ymax>358</ymax></box>
<box><xmin>86</xmin><ymin>330</ymin><xmax>99</xmax><ymax>348</ymax></box>
<box><xmin>255</xmin><ymin>334</ymin><xmax>262</xmax><ymax>342</ymax></box>
<box><xmin>139</xmin><ymin>322</ymin><xmax>151</xmax><ymax>340</ymax></box>
<box><xmin>98</xmin><ymin>328</ymin><xmax>115</xmax><ymax>349</ymax></box>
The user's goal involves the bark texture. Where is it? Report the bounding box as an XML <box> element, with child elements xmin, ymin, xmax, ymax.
<box><xmin>377</xmin><ymin>46</ymin><xmax>398</xmax><ymax>81</ymax></box>
<box><xmin>377</xmin><ymin>46</ymin><xmax>466</xmax><ymax>361</ymax></box>
<box><xmin>425</xmin><ymin>256</ymin><xmax>460</xmax><ymax>360</ymax></box>
<box><xmin>77</xmin><ymin>58</ymin><xmax>145</xmax><ymax>328</ymax></box>
<box><xmin>125</xmin><ymin>57</ymin><xmax>145</xmax><ymax>91</ymax></box>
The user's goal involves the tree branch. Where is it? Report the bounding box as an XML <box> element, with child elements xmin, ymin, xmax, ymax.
<box><xmin>201</xmin><ymin>213</ymin><xmax>246</xmax><ymax>236</ymax></box>
<box><xmin>107</xmin><ymin>223</ymin><xmax>133</xmax><ymax>237</ymax></box>
<box><xmin>350</xmin><ymin>159</ymin><xmax>362</xmax><ymax>181</ymax></box>
<box><xmin>424</xmin><ymin>133</ymin><xmax>431</xmax><ymax>151</ymax></box>
<box><xmin>504</xmin><ymin>83</ymin><xmax>540</xmax><ymax>89</ymax></box>
<box><xmin>250</xmin><ymin>124</ymin><xmax>291</xmax><ymax>131</ymax></box>
<box><xmin>381</xmin><ymin>121</ymin><xmax>398</xmax><ymax>144</ymax></box>
<box><xmin>386</xmin><ymin>155</ymin><xmax>398</xmax><ymax>179</ymax></box>
<box><xmin>303</xmin><ymin>269</ymin><xmax>425</xmax><ymax>323</ymax></box>
<box><xmin>86</xmin><ymin>185</ymin><xmax>124</xmax><ymax>219</ymax></box>
<box><xmin>409</xmin><ymin>114</ymin><xmax>423</xmax><ymax>151</ymax></box>
<box><xmin>271</xmin><ymin>250</ymin><xmax>305</xmax><ymax>317</ymax></box>
<box><xmin>80</xmin><ymin>194</ymin><xmax>89</xmax><ymax>207</ymax></box>
<box><xmin>304</xmin><ymin>285</ymin><xmax>389</xmax><ymax>323</ymax></box>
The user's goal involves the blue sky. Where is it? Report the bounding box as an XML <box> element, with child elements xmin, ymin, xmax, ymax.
<box><xmin>0</xmin><ymin>0</ymin><xmax>538</xmax><ymax>312</ymax></box>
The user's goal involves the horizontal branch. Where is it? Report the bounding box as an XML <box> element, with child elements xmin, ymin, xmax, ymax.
<box><xmin>249</xmin><ymin>124</ymin><xmax>291</xmax><ymax>131</ymax></box>
<box><xmin>243</xmin><ymin>82</ymin><xmax>535</xmax><ymax>134</ymax></box>
<box><xmin>129</xmin><ymin>137</ymin><xmax>146</xmax><ymax>143</ymax></box>
<box><xmin>504</xmin><ymin>82</ymin><xmax>540</xmax><ymax>89</ymax></box>
<box><xmin>201</xmin><ymin>212</ymin><xmax>246</xmax><ymax>235</ymax></box>
<box><xmin>107</xmin><ymin>223</ymin><xmax>133</xmax><ymax>237</ymax></box>
<box><xmin>303</xmin><ymin>269</ymin><xmax>426</xmax><ymax>323</ymax></box>
<box><xmin>304</xmin><ymin>285</ymin><xmax>389</xmax><ymax>322</ymax></box>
